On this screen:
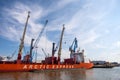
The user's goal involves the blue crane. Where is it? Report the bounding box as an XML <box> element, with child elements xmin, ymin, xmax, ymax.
<box><xmin>69</xmin><ymin>37</ymin><xmax>78</xmax><ymax>52</ymax></box>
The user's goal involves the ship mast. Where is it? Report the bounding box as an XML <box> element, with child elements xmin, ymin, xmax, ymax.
<box><xmin>17</xmin><ymin>11</ymin><xmax>30</xmax><ymax>63</ymax></box>
<box><xmin>58</xmin><ymin>25</ymin><xmax>65</xmax><ymax>64</ymax></box>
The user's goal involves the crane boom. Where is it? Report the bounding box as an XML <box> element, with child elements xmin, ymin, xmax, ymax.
<box><xmin>28</xmin><ymin>20</ymin><xmax>48</xmax><ymax>63</ymax></box>
<box><xmin>17</xmin><ymin>11</ymin><xmax>30</xmax><ymax>62</ymax></box>
<box><xmin>69</xmin><ymin>37</ymin><xmax>78</xmax><ymax>52</ymax></box>
<box><xmin>33</xmin><ymin>20</ymin><xmax>48</xmax><ymax>48</ymax></box>
<box><xmin>58</xmin><ymin>25</ymin><xmax>65</xmax><ymax>64</ymax></box>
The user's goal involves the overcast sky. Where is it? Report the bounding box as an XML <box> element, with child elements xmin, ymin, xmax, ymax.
<box><xmin>0</xmin><ymin>0</ymin><xmax>120</xmax><ymax>62</ymax></box>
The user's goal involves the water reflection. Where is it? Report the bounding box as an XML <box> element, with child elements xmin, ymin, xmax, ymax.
<box><xmin>0</xmin><ymin>72</ymin><xmax>29</xmax><ymax>80</ymax></box>
<box><xmin>1</xmin><ymin>68</ymin><xmax>120</xmax><ymax>80</ymax></box>
<box><xmin>0</xmin><ymin>69</ymin><xmax>86</xmax><ymax>80</ymax></box>
<box><xmin>40</xmin><ymin>69</ymin><xmax>86</xmax><ymax>80</ymax></box>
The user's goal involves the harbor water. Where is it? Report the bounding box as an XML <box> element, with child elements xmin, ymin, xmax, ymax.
<box><xmin>0</xmin><ymin>67</ymin><xmax>120</xmax><ymax>80</ymax></box>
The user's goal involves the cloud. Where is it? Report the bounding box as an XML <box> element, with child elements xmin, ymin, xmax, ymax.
<box><xmin>1</xmin><ymin>25</ymin><xmax>21</xmax><ymax>41</ymax></box>
<box><xmin>63</xmin><ymin>0</ymin><xmax>116</xmax><ymax>48</ymax></box>
<box><xmin>113</xmin><ymin>41</ymin><xmax>120</xmax><ymax>48</ymax></box>
<box><xmin>99</xmin><ymin>52</ymin><xmax>120</xmax><ymax>62</ymax></box>
<box><xmin>91</xmin><ymin>43</ymin><xmax>107</xmax><ymax>49</ymax></box>
<box><xmin>2</xmin><ymin>2</ymin><xmax>45</xmax><ymax>42</ymax></box>
<box><xmin>43</xmin><ymin>0</ymin><xmax>79</xmax><ymax>16</ymax></box>
<box><xmin>79</xmin><ymin>30</ymin><xmax>100</xmax><ymax>46</ymax></box>
<box><xmin>66</xmin><ymin>0</ymin><xmax>115</xmax><ymax>30</ymax></box>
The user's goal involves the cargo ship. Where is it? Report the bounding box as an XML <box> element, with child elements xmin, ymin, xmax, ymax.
<box><xmin>0</xmin><ymin>12</ymin><xmax>93</xmax><ymax>72</ymax></box>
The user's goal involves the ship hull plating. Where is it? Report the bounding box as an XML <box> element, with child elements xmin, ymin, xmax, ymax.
<box><xmin>0</xmin><ymin>63</ymin><xmax>93</xmax><ymax>72</ymax></box>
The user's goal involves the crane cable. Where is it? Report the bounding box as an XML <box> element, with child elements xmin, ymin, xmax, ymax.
<box><xmin>33</xmin><ymin>20</ymin><xmax>48</xmax><ymax>49</ymax></box>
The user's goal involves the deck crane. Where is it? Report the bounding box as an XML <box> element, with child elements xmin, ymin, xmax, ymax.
<box><xmin>17</xmin><ymin>11</ymin><xmax>30</xmax><ymax>63</ymax></box>
<box><xmin>69</xmin><ymin>37</ymin><xmax>78</xmax><ymax>53</ymax></box>
<box><xmin>29</xmin><ymin>38</ymin><xmax>34</xmax><ymax>62</ymax></box>
<box><xmin>52</xmin><ymin>25</ymin><xmax>65</xmax><ymax>58</ymax></box>
<box><xmin>57</xmin><ymin>25</ymin><xmax>65</xmax><ymax>64</ymax></box>
<box><xmin>29</xmin><ymin>20</ymin><xmax>48</xmax><ymax>62</ymax></box>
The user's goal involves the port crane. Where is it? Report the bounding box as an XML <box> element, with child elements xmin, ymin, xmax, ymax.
<box><xmin>29</xmin><ymin>20</ymin><xmax>48</xmax><ymax>62</ymax></box>
<box><xmin>69</xmin><ymin>37</ymin><xmax>78</xmax><ymax>52</ymax></box>
<box><xmin>17</xmin><ymin>11</ymin><xmax>30</xmax><ymax>63</ymax></box>
<box><xmin>44</xmin><ymin>25</ymin><xmax>65</xmax><ymax>65</ymax></box>
<box><xmin>57</xmin><ymin>25</ymin><xmax>65</xmax><ymax>64</ymax></box>
<box><xmin>52</xmin><ymin>25</ymin><xmax>65</xmax><ymax>58</ymax></box>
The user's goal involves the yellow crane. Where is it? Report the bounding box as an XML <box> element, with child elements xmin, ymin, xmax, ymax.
<box><xmin>58</xmin><ymin>25</ymin><xmax>65</xmax><ymax>64</ymax></box>
<box><xmin>17</xmin><ymin>11</ymin><xmax>30</xmax><ymax>63</ymax></box>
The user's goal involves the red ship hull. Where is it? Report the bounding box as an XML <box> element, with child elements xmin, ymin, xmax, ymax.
<box><xmin>0</xmin><ymin>63</ymin><xmax>93</xmax><ymax>72</ymax></box>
